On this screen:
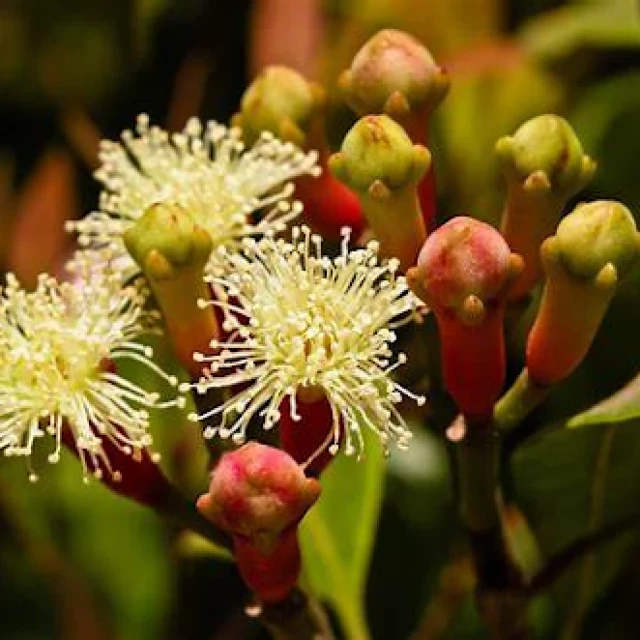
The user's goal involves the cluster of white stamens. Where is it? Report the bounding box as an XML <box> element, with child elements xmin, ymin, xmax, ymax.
<box><xmin>187</xmin><ymin>227</ymin><xmax>424</xmax><ymax>458</ymax></box>
<box><xmin>0</xmin><ymin>252</ymin><xmax>182</xmax><ymax>481</ymax></box>
<box><xmin>67</xmin><ymin>115</ymin><xmax>320</xmax><ymax>278</ymax></box>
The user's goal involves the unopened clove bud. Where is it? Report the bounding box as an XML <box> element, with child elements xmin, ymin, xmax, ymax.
<box><xmin>197</xmin><ymin>443</ymin><xmax>320</xmax><ymax>603</ymax></box>
<box><xmin>496</xmin><ymin>115</ymin><xmax>595</xmax><ymax>300</ymax></box>
<box><xmin>330</xmin><ymin>115</ymin><xmax>430</xmax><ymax>270</ymax></box>
<box><xmin>526</xmin><ymin>200</ymin><xmax>640</xmax><ymax>385</ymax></box>
<box><xmin>408</xmin><ymin>217</ymin><xmax>522</xmax><ymax>421</ymax></box>
<box><xmin>124</xmin><ymin>202</ymin><xmax>218</xmax><ymax>377</ymax></box>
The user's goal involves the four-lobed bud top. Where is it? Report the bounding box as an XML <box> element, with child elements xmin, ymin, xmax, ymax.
<box><xmin>233</xmin><ymin>65</ymin><xmax>321</xmax><ymax>147</ymax></box>
<box><xmin>553</xmin><ymin>200</ymin><xmax>639</xmax><ymax>280</ymax></box>
<box><xmin>496</xmin><ymin>114</ymin><xmax>595</xmax><ymax>198</ymax></box>
<box><xmin>330</xmin><ymin>114</ymin><xmax>430</xmax><ymax>194</ymax></box>
<box><xmin>197</xmin><ymin>442</ymin><xmax>321</xmax><ymax>554</ymax></box>
<box><xmin>411</xmin><ymin>217</ymin><xmax>517</xmax><ymax>319</ymax></box>
<box><xmin>339</xmin><ymin>28</ymin><xmax>450</xmax><ymax>119</ymax></box>
<box><xmin>124</xmin><ymin>202</ymin><xmax>213</xmax><ymax>278</ymax></box>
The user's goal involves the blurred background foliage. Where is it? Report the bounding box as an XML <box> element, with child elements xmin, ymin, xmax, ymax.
<box><xmin>1</xmin><ymin>0</ymin><xmax>640</xmax><ymax>638</ymax></box>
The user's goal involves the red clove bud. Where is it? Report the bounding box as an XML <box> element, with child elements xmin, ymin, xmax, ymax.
<box><xmin>197</xmin><ymin>443</ymin><xmax>320</xmax><ymax>603</ymax></box>
<box><xmin>408</xmin><ymin>217</ymin><xmax>522</xmax><ymax>421</ymax></box>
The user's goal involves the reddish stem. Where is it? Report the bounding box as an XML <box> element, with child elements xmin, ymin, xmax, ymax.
<box><xmin>299</xmin><ymin>120</ymin><xmax>365</xmax><ymax>239</ymax></box>
<box><xmin>280</xmin><ymin>394</ymin><xmax>338</xmax><ymax>476</ymax></box>
<box><xmin>234</xmin><ymin>526</ymin><xmax>302</xmax><ymax>604</ymax></box>
<box><xmin>437</xmin><ymin>307</ymin><xmax>506</xmax><ymax>422</ymax></box>
<box><xmin>403</xmin><ymin>109</ymin><xmax>436</xmax><ymax>232</ymax></box>
<box><xmin>62</xmin><ymin>428</ymin><xmax>173</xmax><ymax>509</ymax></box>
<box><xmin>295</xmin><ymin>169</ymin><xmax>364</xmax><ymax>239</ymax></box>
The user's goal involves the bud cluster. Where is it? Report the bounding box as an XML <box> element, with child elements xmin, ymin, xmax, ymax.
<box><xmin>1</xmin><ymin>25</ymin><xmax>638</xmax><ymax>631</ymax></box>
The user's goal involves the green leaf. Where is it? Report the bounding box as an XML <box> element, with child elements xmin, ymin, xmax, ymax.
<box><xmin>299</xmin><ymin>431</ymin><xmax>384</xmax><ymax>640</ymax></box>
<box><xmin>521</xmin><ymin>3</ymin><xmax>640</xmax><ymax>62</ymax></box>
<box><xmin>510</xmin><ymin>419</ymin><xmax>640</xmax><ymax>634</ymax></box>
<box><xmin>570</xmin><ymin>72</ymin><xmax>640</xmax><ymax>206</ymax></box>
<box><xmin>567</xmin><ymin>373</ymin><xmax>640</xmax><ymax>428</ymax></box>
<box><xmin>52</xmin><ymin>459</ymin><xmax>174</xmax><ymax>640</ymax></box>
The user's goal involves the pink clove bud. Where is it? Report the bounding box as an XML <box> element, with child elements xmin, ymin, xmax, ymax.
<box><xmin>197</xmin><ymin>443</ymin><xmax>320</xmax><ymax>603</ymax></box>
<box><xmin>408</xmin><ymin>217</ymin><xmax>522</xmax><ymax>421</ymax></box>
<box><xmin>339</xmin><ymin>29</ymin><xmax>449</xmax><ymax>122</ymax></box>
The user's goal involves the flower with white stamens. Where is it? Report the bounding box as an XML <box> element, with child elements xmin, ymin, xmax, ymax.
<box><xmin>187</xmin><ymin>226</ymin><xmax>424</xmax><ymax>459</ymax></box>
<box><xmin>0</xmin><ymin>251</ymin><xmax>182</xmax><ymax>481</ymax></box>
<box><xmin>67</xmin><ymin>115</ymin><xmax>320</xmax><ymax>279</ymax></box>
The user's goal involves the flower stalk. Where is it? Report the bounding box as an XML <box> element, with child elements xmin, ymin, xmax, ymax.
<box><xmin>279</xmin><ymin>391</ymin><xmax>338</xmax><ymax>476</ymax></box>
<box><xmin>257</xmin><ymin>588</ymin><xmax>336</xmax><ymax>640</ymax></box>
<box><xmin>453</xmin><ymin>417</ymin><xmax>530</xmax><ymax>640</ymax></box>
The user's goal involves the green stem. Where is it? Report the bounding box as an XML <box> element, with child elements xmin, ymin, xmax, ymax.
<box><xmin>158</xmin><ymin>485</ymin><xmax>231</xmax><ymax>550</ymax></box>
<box><xmin>493</xmin><ymin>369</ymin><xmax>550</xmax><ymax>434</ymax></box>
<box><xmin>456</xmin><ymin>424</ymin><xmax>515</xmax><ymax>586</ymax></box>
<box><xmin>361</xmin><ymin>184</ymin><xmax>425</xmax><ymax>271</ymax></box>
<box><xmin>454</xmin><ymin>419</ymin><xmax>530</xmax><ymax>639</ymax></box>
<box><xmin>258</xmin><ymin>588</ymin><xmax>336</xmax><ymax>640</ymax></box>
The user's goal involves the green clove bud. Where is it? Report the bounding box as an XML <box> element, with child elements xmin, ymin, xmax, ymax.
<box><xmin>496</xmin><ymin>115</ymin><xmax>596</xmax><ymax>300</ymax></box>
<box><xmin>232</xmin><ymin>65</ymin><xmax>323</xmax><ymax>148</ymax></box>
<box><xmin>330</xmin><ymin>114</ymin><xmax>430</xmax><ymax>269</ymax></box>
<box><xmin>124</xmin><ymin>202</ymin><xmax>219</xmax><ymax>377</ymax></box>
<box><xmin>526</xmin><ymin>200</ymin><xmax>640</xmax><ymax>385</ymax></box>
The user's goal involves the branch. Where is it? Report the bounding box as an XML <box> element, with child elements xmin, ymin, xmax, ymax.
<box><xmin>527</xmin><ymin>514</ymin><xmax>640</xmax><ymax>595</ymax></box>
<box><xmin>252</xmin><ymin>588</ymin><xmax>335</xmax><ymax>640</ymax></box>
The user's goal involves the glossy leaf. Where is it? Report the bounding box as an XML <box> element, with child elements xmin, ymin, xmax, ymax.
<box><xmin>53</xmin><ymin>459</ymin><xmax>174</xmax><ymax>640</ymax></box>
<box><xmin>299</xmin><ymin>431</ymin><xmax>384</xmax><ymax>640</ymax></box>
<box><xmin>567</xmin><ymin>373</ymin><xmax>640</xmax><ymax>428</ymax></box>
<box><xmin>510</xmin><ymin>418</ymin><xmax>640</xmax><ymax>634</ymax></box>
<box><xmin>521</xmin><ymin>2</ymin><xmax>640</xmax><ymax>62</ymax></box>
